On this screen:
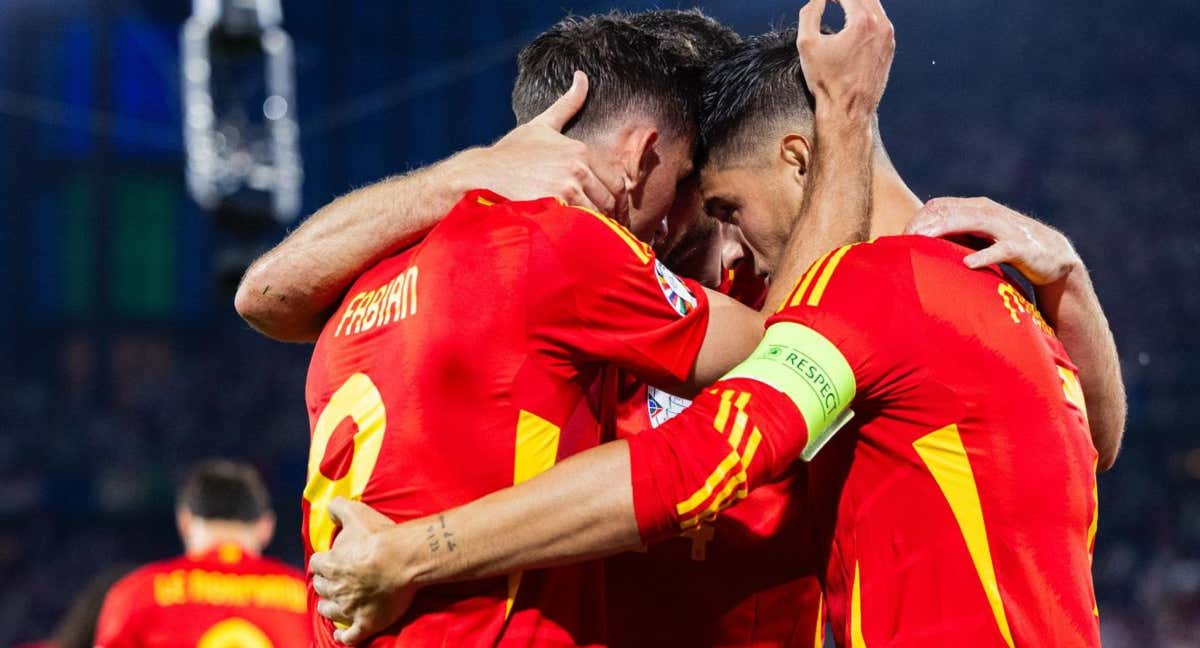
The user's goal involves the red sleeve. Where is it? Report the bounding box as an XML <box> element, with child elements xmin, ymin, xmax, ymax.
<box><xmin>531</xmin><ymin>205</ymin><xmax>711</xmax><ymax>387</ymax></box>
<box><xmin>626</xmin><ymin>240</ymin><xmax>926</xmax><ymax>541</ymax></box>
<box><xmin>94</xmin><ymin>572</ymin><xmax>144</xmax><ymax>648</ymax></box>
<box><xmin>769</xmin><ymin>240</ymin><xmax>923</xmax><ymax>403</ymax></box>
<box><xmin>628</xmin><ymin>378</ymin><xmax>808</xmax><ymax>541</ymax></box>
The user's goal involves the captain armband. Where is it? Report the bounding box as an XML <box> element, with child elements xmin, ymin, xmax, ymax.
<box><xmin>721</xmin><ymin>321</ymin><xmax>857</xmax><ymax>461</ymax></box>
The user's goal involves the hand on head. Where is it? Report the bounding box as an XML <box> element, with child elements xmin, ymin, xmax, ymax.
<box><xmin>470</xmin><ymin>71</ymin><xmax>630</xmax><ymax>223</ymax></box>
<box><xmin>795</xmin><ymin>0</ymin><xmax>896</xmax><ymax>120</ymax></box>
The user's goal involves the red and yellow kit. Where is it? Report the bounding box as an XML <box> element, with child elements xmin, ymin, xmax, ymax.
<box><xmin>716</xmin><ymin>257</ymin><xmax>768</xmax><ymax>311</ymax></box>
<box><xmin>603</xmin><ymin>263</ymin><xmax>823</xmax><ymax>648</ymax></box>
<box><xmin>94</xmin><ymin>543</ymin><xmax>309</xmax><ymax>648</ymax></box>
<box><xmin>303</xmin><ymin>190</ymin><xmax>710</xmax><ymax>647</ymax></box>
<box><xmin>627</xmin><ymin>236</ymin><xmax>1100</xmax><ymax>647</ymax></box>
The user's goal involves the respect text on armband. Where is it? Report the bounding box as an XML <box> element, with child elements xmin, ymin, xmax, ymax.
<box><xmin>755</xmin><ymin>344</ymin><xmax>845</xmax><ymax>414</ymax></box>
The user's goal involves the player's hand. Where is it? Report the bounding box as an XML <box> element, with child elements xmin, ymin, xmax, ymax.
<box><xmin>457</xmin><ymin>70</ymin><xmax>629</xmax><ymax>223</ymax></box>
<box><xmin>310</xmin><ymin>498</ymin><xmax>418</xmax><ymax>646</ymax></box>
<box><xmin>796</xmin><ymin>0</ymin><xmax>895</xmax><ymax>120</ymax></box>
<box><xmin>906</xmin><ymin>196</ymin><xmax>1082</xmax><ymax>285</ymax></box>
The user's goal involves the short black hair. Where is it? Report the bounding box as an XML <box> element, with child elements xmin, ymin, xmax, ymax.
<box><xmin>628</xmin><ymin>9</ymin><xmax>741</xmax><ymax>63</ymax></box>
<box><xmin>511</xmin><ymin>12</ymin><xmax>705</xmax><ymax>141</ymax></box>
<box><xmin>700</xmin><ymin>28</ymin><xmax>816</xmax><ymax>167</ymax></box>
<box><xmin>177</xmin><ymin>459</ymin><xmax>270</xmax><ymax>522</ymax></box>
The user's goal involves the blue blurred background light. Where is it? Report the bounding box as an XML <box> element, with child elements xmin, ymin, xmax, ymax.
<box><xmin>0</xmin><ymin>0</ymin><xmax>1197</xmax><ymax>645</ymax></box>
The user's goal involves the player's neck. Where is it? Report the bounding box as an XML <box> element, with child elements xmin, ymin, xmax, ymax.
<box><xmin>183</xmin><ymin>521</ymin><xmax>263</xmax><ymax>557</ymax></box>
<box><xmin>868</xmin><ymin>159</ymin><xmax>923</xmax><ymax>239</ymax></box>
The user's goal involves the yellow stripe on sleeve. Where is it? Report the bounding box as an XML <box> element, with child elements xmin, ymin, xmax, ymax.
<box><xmin>735</xmin><ymin>428</ymin><xmax>763</xmax><ymax>498</ymax></box>
<box><xmin>683</xmin><ymin>470</ymin><xmax>747</xmax><ymax>529</ymax></box>
<box><xmin>675</xmin><ymin>450</ymin><xmax>742</xmax><ymax>519</ymax></box>
<box><xmin>787</xmin><ymin>249</ymin><xmax>836</xmax><ymax>308</ymax></box>
<box><xmin>806</xmin><ymin>244</ymin><xmax>855</xmax><ymax>307</ymax></box>
<box><xmin>713</xmin><ymin>389</ymin><xmax>734</xmax><ymax>434</ymax></box>
<box><xmin>726</xmin><ymin>392</ymin><xmax>752</xmax><ymax>449</ymax></box>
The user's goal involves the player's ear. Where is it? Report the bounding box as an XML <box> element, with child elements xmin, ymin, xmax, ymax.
<box><xmin>176</xmin><ymin>507</ymin><xmax>192</xmax><ymax>544</ymax></box>
<box><xmin>618</xmin><ymin>126</ymin><xmax>660</xmax><ymax>197</ymax></box>
<box><xmin>779</xmin><ymin>133</ymin><xmax>812</xmax><ymax>185</ymax></box>
<box><xmin>255</xmin><ymin>512</ymin><xmax>277</xmax><ymax>549</ymax></box>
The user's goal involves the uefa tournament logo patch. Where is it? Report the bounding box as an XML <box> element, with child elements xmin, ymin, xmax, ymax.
<box><xmin>654</xmin><ymin>259</ymin><xmax>698</xmax><ymax>317</ymax></box>
<box><xmin>647</xmin><ymin>387</ymin><xmax>693</xmax><ymax>427</ymax></box>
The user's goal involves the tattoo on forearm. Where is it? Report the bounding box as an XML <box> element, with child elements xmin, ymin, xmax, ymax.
<box><xmin>425</xmin><ymin>514</ymin><xmax>457</xmax><ymax>554</ymax></box>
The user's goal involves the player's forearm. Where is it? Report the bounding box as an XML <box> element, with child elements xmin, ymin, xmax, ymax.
<box><xmin>393</xmin><ymin>374</ymin><xmax>811</xmax><ymax>588</ymax></box>
<box><xmin>1038</xmin><ymin>266</ymin><xmax>1126</xmax><ymax>471</ymax></box>
<box><xmin>763</xmin><ymin>110</ymin><xmax>875</xmax><ymax>311</ymax></box>
<box><xmin>234</xmin><ymin>150</ymin><xmax>484</xmax><ymax>342</ymax></box>
<box><xmin>391</xmin><ymin>442</ymin><xmax>642</xmax><ymax>587</ymax></box>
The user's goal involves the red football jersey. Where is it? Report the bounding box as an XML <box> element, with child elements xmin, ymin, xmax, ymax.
<box><xmin>626</xmin><ymin>236</ymin><xmax>1099</xmax><ymax>647</ymax></box>
<box><xmin>604</xmin><ymin>276</ymin><xmax>822</xmax><ymax>648</ymax></box>
<box><xmin>303</xmin><ymin>190</ymin><xmax>710</xmax><ymax>647</ymax></box>
<box><xmin>94</xmin><ymin>543</ymin><xmax>309</xmax><ymax>648</ymax></box>
<box><xmin>716</xmin><ymin>257</ymin><xmax>768</xmax><ymax>311</ymax></box>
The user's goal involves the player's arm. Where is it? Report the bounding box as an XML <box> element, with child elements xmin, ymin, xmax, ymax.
<box><xmin>906</xmin><ymin>197</ymin><xmax>1126</xmax><ymax>471</ymax></box>
<box><xmin>234</xmin><ymin>71</ymin><xmax>626</xmax><ymax>342</ymax></box>
<box><xmin>760</xmin><ymin>0</ymin><xmax>895</xmax><ymax>312</ymax></box>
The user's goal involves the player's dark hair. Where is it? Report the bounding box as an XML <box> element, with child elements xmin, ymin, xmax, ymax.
<box><xmin>177</xmin><ymin>459</ymin><xmax>270</xmax><ymax>522</ymax></box>
<box><xmin>628</xmin><ymin>9</ymin><xmax>741</xmax><ymax>63</ymax></box>
<box><xmin>700</xmin><ymin>28</ymin><xmax>816</xmax><ymax>167</ymax></box>
<box><xmin>511</xmin><ymin>12</ymin><xmax>705</xmax><ymax>141</ymax></box>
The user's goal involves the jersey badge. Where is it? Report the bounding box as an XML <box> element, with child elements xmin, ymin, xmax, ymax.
<box><xmin>654</xmin><ymin>260</ymin><xmax>698</xmax><ymax>317</ymax></box>
<box><xmin>647</xmin><ymin>386</ymin><xmax>693</xmax><ymax>427</ymax></box>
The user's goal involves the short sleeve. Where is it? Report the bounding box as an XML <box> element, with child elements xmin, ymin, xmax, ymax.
<box><xmin>532</xmin><ymin>206</ymin><xmax>711</xmax><ymax>387</ymax></box>
<box><xmin>769</xmin><ymin>241</ymin><xmax>923</xmax><ymax>405</ymax></box>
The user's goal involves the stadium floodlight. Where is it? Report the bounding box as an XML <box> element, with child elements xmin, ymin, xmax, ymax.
<box><xmin>181</xmin><ymin>0</ymin><xmax>302</xmax><ymax>223</ymax></box>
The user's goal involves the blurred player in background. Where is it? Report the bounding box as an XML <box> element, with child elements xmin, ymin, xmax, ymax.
<box><xmin>94</xmin><ymin>460</ymin><xmax>309</xmax><ymax>648</ymax></box>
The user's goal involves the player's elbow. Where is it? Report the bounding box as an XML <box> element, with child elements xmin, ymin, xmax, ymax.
<box><xmin>1092</xmin><ymin>401</ymin><xmax>1126</xmax><ymax>473</ymax></box>
<box><xmin>234</xmin><ymin>269</ymin><xmax>319</xmax><ymax>343</ymax></box>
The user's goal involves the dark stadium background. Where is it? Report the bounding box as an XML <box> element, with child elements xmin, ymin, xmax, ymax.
<box><xmin>1</xmin><ymin>0</ymin><xmax>1197</xmax><ymax>645</ymax></box>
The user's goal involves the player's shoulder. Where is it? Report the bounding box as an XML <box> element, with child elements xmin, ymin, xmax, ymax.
<box><xmin>102</xmin><ymin>559</ymin><xmax>172</xmax><ymax>609</ymax></box>
<box><xmin>492</xmin><ymin>194</ymin><xmax>653</xmax><ymax>260</ymax></box>
<box><xmin>837</xmin><ymin>234</ymin><xmax>964</xmax><ymax>260</ymax></box>
<box><xmin>773</xmin><ymin>237</ymin><xmax>931</xmax><ymax>318</ymax></box>
<box><xmin>824</xmin><ymin>235</ymin><xmax>977</xmax><ymax>284</ymax></box>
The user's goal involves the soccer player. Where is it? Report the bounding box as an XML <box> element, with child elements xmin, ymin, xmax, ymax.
<box><xmin>307</xmin><ymin>2</ymin><xmax>1117</xmax><ymax>646</ymax></box>
<box><xmin>94</xmin><ymin>460</ymin><xmax>309</xmax><ymax>648</ymax></box>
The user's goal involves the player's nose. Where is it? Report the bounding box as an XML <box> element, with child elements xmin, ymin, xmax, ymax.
<box><xmin>720</xmin><ymin>222</ymin><xmax>746</xmax><ymax>269</ymax></box>
<box><xmin>653</xmin><ymin>216</ymin><xmax>669</xmax><ymax>249</ymax></box>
